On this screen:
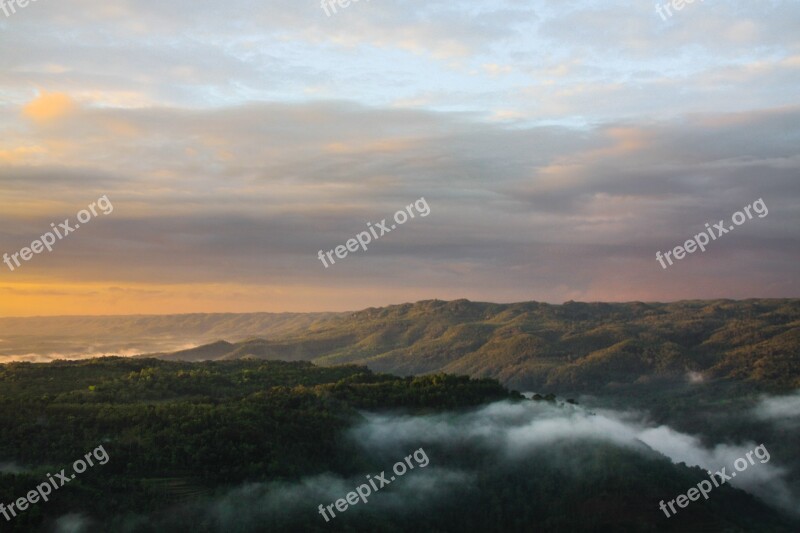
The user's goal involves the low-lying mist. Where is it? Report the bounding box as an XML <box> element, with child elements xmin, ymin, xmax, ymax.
<box><xmin>65</xmin><ymin>397</ymin><xmax>799</xmax><ymax>532</ymax></box>
<box><xmin>754</xmin><ymin>390</ymin><xmax>800</xmax><ymax>426</ymax></box>
<box><xmin>351</xmin><ymin>400</ymin><xmax>797</xmax><ymax>514</ymax></box>
<box><xmin>0</xmin><ymin>335</ymin><xmax>202</xmax><ymax>363</ymax></box>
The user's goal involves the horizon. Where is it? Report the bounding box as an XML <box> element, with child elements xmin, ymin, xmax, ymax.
<box><xmin>1</xmin><ymin>295</ymin><xmax>798</xmax><ymax>319</ymax></box>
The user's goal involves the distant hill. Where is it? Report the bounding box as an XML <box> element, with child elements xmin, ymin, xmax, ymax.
<box><xmin>152</xmin><ymin>299</ymin><xmax>800</xmax><ymax>392</ymax></box>
<box><xmin>0</xmin><ymin>312</ymin><xmax>337</xmax><ymax>362</ymax></box>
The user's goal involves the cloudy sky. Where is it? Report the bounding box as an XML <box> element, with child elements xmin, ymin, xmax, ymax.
<box><xmin>0</xmin><ymin>0</ymin><xmax>798</xmax><ymax>316</ymax></box>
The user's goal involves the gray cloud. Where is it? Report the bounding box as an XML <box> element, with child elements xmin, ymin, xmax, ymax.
<box><xmin>1</xmin><ymin>101</ymin><xmax>797</xmax><ymax>304</ymax></box>
<box><xmin>1</xmin><ymin>1</ymin><xmax>799</xmax><ymax>312</ymax></box>
<box><xmin>1</xmin><ymin>0</ymin><xmax>798</xmax><ymax>119</ymax></box>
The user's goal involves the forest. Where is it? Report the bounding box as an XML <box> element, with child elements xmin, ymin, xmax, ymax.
<box><xmin>0</xmin><ymin>357</ymin><xmax>796</xmax><ymax>531</ymax></box>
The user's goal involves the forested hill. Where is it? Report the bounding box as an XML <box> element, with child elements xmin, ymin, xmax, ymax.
<box><xmin>0</xmin><ymin>358</ymin><xmax>795</xmax><ymax>532</ymax></box>
<box><xmin>0</xmin><ymin>359</ymin><xmax>516</xmax><ymax>531</ymax></box>
<box><xmin>154</xmin><ymin>299</ymin><xmax>800</xmax><ymax>392</ymax></box>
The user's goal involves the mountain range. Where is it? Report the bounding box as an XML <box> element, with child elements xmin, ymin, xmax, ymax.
<box><xmin>144</xmin><ymin>298</ymin><xmax>800</xmax><ymax>392</ymax></box>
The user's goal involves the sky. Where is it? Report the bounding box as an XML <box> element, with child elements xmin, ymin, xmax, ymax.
<box><xmin>0</xmin><ymin>0</ymin><xmax>799</xmax><ymax>316</ymax></box>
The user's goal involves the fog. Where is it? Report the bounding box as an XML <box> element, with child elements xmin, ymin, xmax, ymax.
<box><xmin>0</xmin><ymin>345</ymin><xmax>198</xmax><ymax>364</ymax></box>
<box><xmin>68</xmin><ymin>398</ymin><xmax>797</xmax><ymax>532</ymax></box>
<box><xmin>352</xmin><ymin>400</ymin><xmax>795</xmax><ymax>511</ymax></box>
<box><xmin>0</xmin><ymin>461</ymin><xmax>25</xmax><ymax>474</ymax></box>
<box><xmin>753</xmin><ymin>390</ymin><xmax>800</xmax><ymax>423</ymax></box>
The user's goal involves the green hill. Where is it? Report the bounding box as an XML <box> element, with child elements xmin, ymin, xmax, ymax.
<box><xmin>155</xmin><ymin>299</ymin><xmax>800</xmax><ymax>392</ymax></box>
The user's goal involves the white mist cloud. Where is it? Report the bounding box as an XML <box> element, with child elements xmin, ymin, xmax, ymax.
<box><xmin>350</xmin><ymin>400</ymin><xmax>799</xmax><ymax>514</ymax></box>
<box><xmin>106</xmin><ymin>399</ymin><xmax>799</xmax><ymax>530</ymax></box>
<box><xmin>0</xmin><ymin>344</ymin><xmax>200</xmax><ymax>363</ymax></box>
<box><xmin>171</xmin><ymin>467</ymin><xmax>472</xmax><ymax>533</ymax></box>
<box><xmin>687</xmin><ymin>371</ymin><xmax>705</xmax><ymax>384</ymax></box>
<box><xmin>0</xmin><ymin>461</ymin><xmax>25</xmax><ymax>474</ymax></box>
<box><xmin>637</xmin><ymin>425</ymin><xmax>794</xmax><ymax>512</ymax></box>
<box><xmin>753</xmin><ymin>390</ymin><xmax>800</xmax><ymax>421</ymax></box>
<box><xmin>53</xmin><ymin>514</ymin><xmax>93</xmax><ymax>533</ymax></box>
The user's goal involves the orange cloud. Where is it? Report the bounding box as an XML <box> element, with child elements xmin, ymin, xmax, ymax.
<box><xmin>0</xmin><ymin>281</ymin><xmax>443</xmax><ymax>317</ymax></box>
<box><xmin>22</xmin><ymin>91</ymin><xmax>77</xmax><ymax>123</ymax></box>
<box><xmin>0</xmin><ymin>145</ymin><xmax>46</xmax><ymax>164</ymax></box>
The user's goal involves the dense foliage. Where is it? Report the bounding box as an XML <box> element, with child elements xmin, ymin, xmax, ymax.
<box><xmin>0</xmin><ymin>358</ymin><xmax>796</xmax><ymax>532</ymax></box>
<box><xmin>0</xmin><ymin>358</ymin><xmax>517</xmax><ymax>531</ymax></box>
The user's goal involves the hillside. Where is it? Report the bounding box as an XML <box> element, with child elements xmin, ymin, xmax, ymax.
<box><xmin>0</xmin><ymin>358</ymin><xmax>795</xmax><ymax>532</ymax></box>
<box><xmin>154</xmin><ymin>299</ymin><xmax>800</xmax><ymax>392</ymax></box>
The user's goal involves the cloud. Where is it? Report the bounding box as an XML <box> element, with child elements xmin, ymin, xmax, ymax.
<box><xmin>191</xmin><ymin>468</ymin><xmax>472</xmax><ymax>531</ymax></box>
<box><xmin>687</xmin><ymin>371</ymin><xmax>705</xmax><ymax>383</ymax></box>
<box><xmin>1</xmin><ymin>100</ymin><xmax>798</xmax><ymax>313</ymax></box>
<box><xmin>753</xmin><ymin>390</ymin><xmax>800</xmax><ymax>422</ymax></box>
<box><xmin>0</xmin><ymin>346</ymin><xmax>196</xmax><ymax>364</ymax></box>
<box><xmin>22</xmin><ymin>91</ymin><xmax>77</xmax><ymax>123</ymax></box>
<box><xmin>0</xmin><ymin>1</ymin><xmax>799</xmax><ymax>314</ymax></box>
<box><xmin>0</xmin><ymin>461</ymin><xmax>26</xmax><ymax>474</ymax></box>
<box><xmin>0</xmin><ymin>0</ymin><xmax>798</xmax><ymax>119</ymax></box>
<box><xmin>112</xmin><ymin>399</ymin><xmax>799</xmax><ymax>530</ymax></box>
<box><xmin>352</xmin><ymin>401</ymin><xmax>799</xmax><ymax>516</ymax></box>
<box><xmin>53</xmin><ymin>513</ymin><xmax>94</xmax><ymax>533</ymax></box>
<box><xmin>637</xmin><ymin>425</ymin><xmax>794</xmax><ymax>511</ymax></box>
